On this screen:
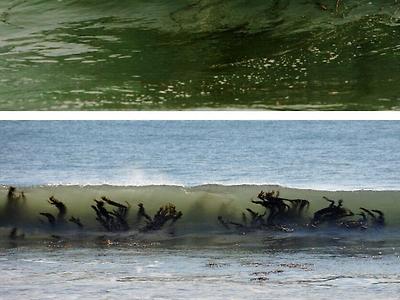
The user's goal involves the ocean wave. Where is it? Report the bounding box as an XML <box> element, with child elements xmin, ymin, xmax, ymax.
<box><xmin>0</xmin><ymin>184</ymin><xmax>398</xmax><ymax>239</ymax></box>
<box><xmin>1</xmin><ymin>0</ymin><xmax>399</xmax><ymax>36</ymax></box>
<box><xmin>1</xmin><ymin>1</ymin><xmax>400</xmax><ymax>109</ymax></box>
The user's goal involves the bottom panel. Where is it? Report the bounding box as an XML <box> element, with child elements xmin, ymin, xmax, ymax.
<box><xmin>0</xmin><ymin>121</ymin><xmax>399</xmax><ymax>299</ymax></box>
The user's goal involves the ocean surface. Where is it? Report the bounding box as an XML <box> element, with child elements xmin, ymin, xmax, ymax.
<box><xmin>1</xmin><ymin>120</ymin><xmax>400</xmax><ymax>189</ymax></box>
<box><xmin>1</xmin><ymin>120</ymin><xmax>400</xmax><ymax>299</ymax></box>
<box><xmin>0</xmin><ymin>1</ymin><xmax>399</xmax><ymax>110</ymax></box>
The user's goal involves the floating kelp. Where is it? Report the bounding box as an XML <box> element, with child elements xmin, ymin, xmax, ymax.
<box><xmin>138</xmin><ymin>203</ymin><xmax>183</xmax><ymax>232</ymax></box>
<box><xmin>218</xmin><ymin>190</ymin><xmax>385</xmax><ymax>233</ymax></box>
<box><xmin>48</xmin><ymin>196</ymin><xmax>67</xmax><ymax>221</ymax></box>
<box><xmin>218</xmin><ymin>190</ymin><xmax>310</xmax><ymax>232</ymax></box>
<box><xmin>360</xmin><ymin>207</ymin><xmax>385</xmax><ymax>227</ymax></box>
<box><xmin>91</xmin><ymin>197</ymin><xmax>130</xmax><ymax>232</ymax></box>
<box><xmin>4</xmin><ymin>186</ymin><xmax>26</xmax><ymax>223</ymax></box>
<box><xmin>311</xmin><ymin>197</ymin><xmax>354</xmax><ymax>226</ymax></box>
<box><xmin>310</xmin><ymin>198</ymin><xmax>385</xmax><ymax>230</ymax></box>
<box><xmin>0</xmin><ymin>185</ymin><xmax>392</xmax><ymax>240</ymax></box>
<box><xmin>39</xmin><ymin>196</ymin><xmax>68</xmax><ymax>228</ymax></box>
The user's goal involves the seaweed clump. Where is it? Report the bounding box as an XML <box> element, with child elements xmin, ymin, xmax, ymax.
<box><xmin>4</xmin><ymin>186</ymin><xmax>26</xmax><ymax>221</ymax></box>
<box><xmin>218</xmin><ymin>190</ymin><xmax>310</xmax><ymax>233</ymax></box>
<box><xmin>311</xmin><ymin>198</ymin><xmax>385</xmax><ymax>230</ymax></box>
<box><xmin>335</xmin><ymin>207</ymin><xmax>385</xmax><ymax>230</ymax></box>
<box><xmin>137</xmin><ymin>203</ymin><xmax>183</xmax><ymax>232</ymax></box>
<box><xmin>218</xmin><ymin>190</ymin><xmax>386</xmax><ymax>234</ymax></box>
<box><xmin>311</xmin><ymin>197</ymin><xmax>354</xmax><ymax>226</ymax></box>
<box><xmin>91</xmin><ymin>197</ymin><xmax>130</xmax><ymax>232</ymax></box>
<box><xmin>37</xmin><ymin>195</ymin><xmax>83</xmax><ymax>230</ymax></box>
<box><xmin>39</xmin><ymin>196</ymin><xmax>68</xmax><ymax>227</ymax></box>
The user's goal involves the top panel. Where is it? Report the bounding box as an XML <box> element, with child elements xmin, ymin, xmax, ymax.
<box><xmin>0</xmin><ymin>0</ymin><xmax>399</xmax><ymax>110</ymax></box>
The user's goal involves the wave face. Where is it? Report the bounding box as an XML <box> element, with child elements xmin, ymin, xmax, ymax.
<box><xmin>0</xmin><ymin>1</ymin><xmax>399</xmax><ymax>110</ymax></box>
<box><xmin>1</xmin><ymin>185</ymin><xmax>399</xmax><ymax>238</ymax></box>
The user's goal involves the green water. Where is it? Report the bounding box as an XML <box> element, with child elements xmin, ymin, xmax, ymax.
<box><xmin>0</xmin><ymin>0</ymin><xmax>399</xmax><ymax>110</ymax></box>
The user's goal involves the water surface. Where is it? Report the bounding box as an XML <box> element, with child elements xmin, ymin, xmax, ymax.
<box><xmin>0</xmin><ymin>1</ymin><xmax>399</xmax><ymax>110</ymax></box>
<box><xmin>1</xmin><ymin>121</ymin><xmax>400</xmax><ymax>189</ymax></box>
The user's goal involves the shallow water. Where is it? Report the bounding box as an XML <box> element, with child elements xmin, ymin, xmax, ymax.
<box><xmin>0</xmin><ymin>0</ymin><xmax>399</xmax><ymax>110</ymax></box>
<box><xmin>1</xmin><ymin>236</ymin><xmax>400</xmax><ymax>299</ymax></box>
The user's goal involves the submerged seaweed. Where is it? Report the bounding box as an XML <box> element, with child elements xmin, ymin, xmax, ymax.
<box><xmin>218</xmin><ymin>190</ymin><xmax>385</xmax><ymax>233</ymax></box>
<box><xmin>0</xmin><ymin>186</ymin><xmax>389</xmax><ymax>241</ymax></box>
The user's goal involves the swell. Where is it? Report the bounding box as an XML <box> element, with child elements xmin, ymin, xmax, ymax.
<box><xmin>0</xmin><ymin>185</ymin><xmax>399</xmax><ymax>235</ymax></box>
<box><xmin>1</xmin><ymin>1</ymin><xmax>399</xmax><ymax>110</ymax></box>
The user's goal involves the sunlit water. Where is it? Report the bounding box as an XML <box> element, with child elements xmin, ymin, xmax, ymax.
<box><xmin>0</xmin><ymin>0</ymin><xmax>399</xmax><ymax>110</ymax></box>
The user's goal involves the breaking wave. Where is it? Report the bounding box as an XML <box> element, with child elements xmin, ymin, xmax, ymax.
<box><xmin>0</xmin><ymin>184</ymin><xmax>399</xmax><ymax>239</ymax></box>
<box><xmin>2</xmin><ymin>0</ymin><xmax>399</xmax><ymax>35</ymax></box>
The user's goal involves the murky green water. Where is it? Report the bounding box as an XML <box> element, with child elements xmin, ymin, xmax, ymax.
<box><xmin>0</xmin><ymin>0</ymin><xmax>399</xmax><ymax>110</ymax></box>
